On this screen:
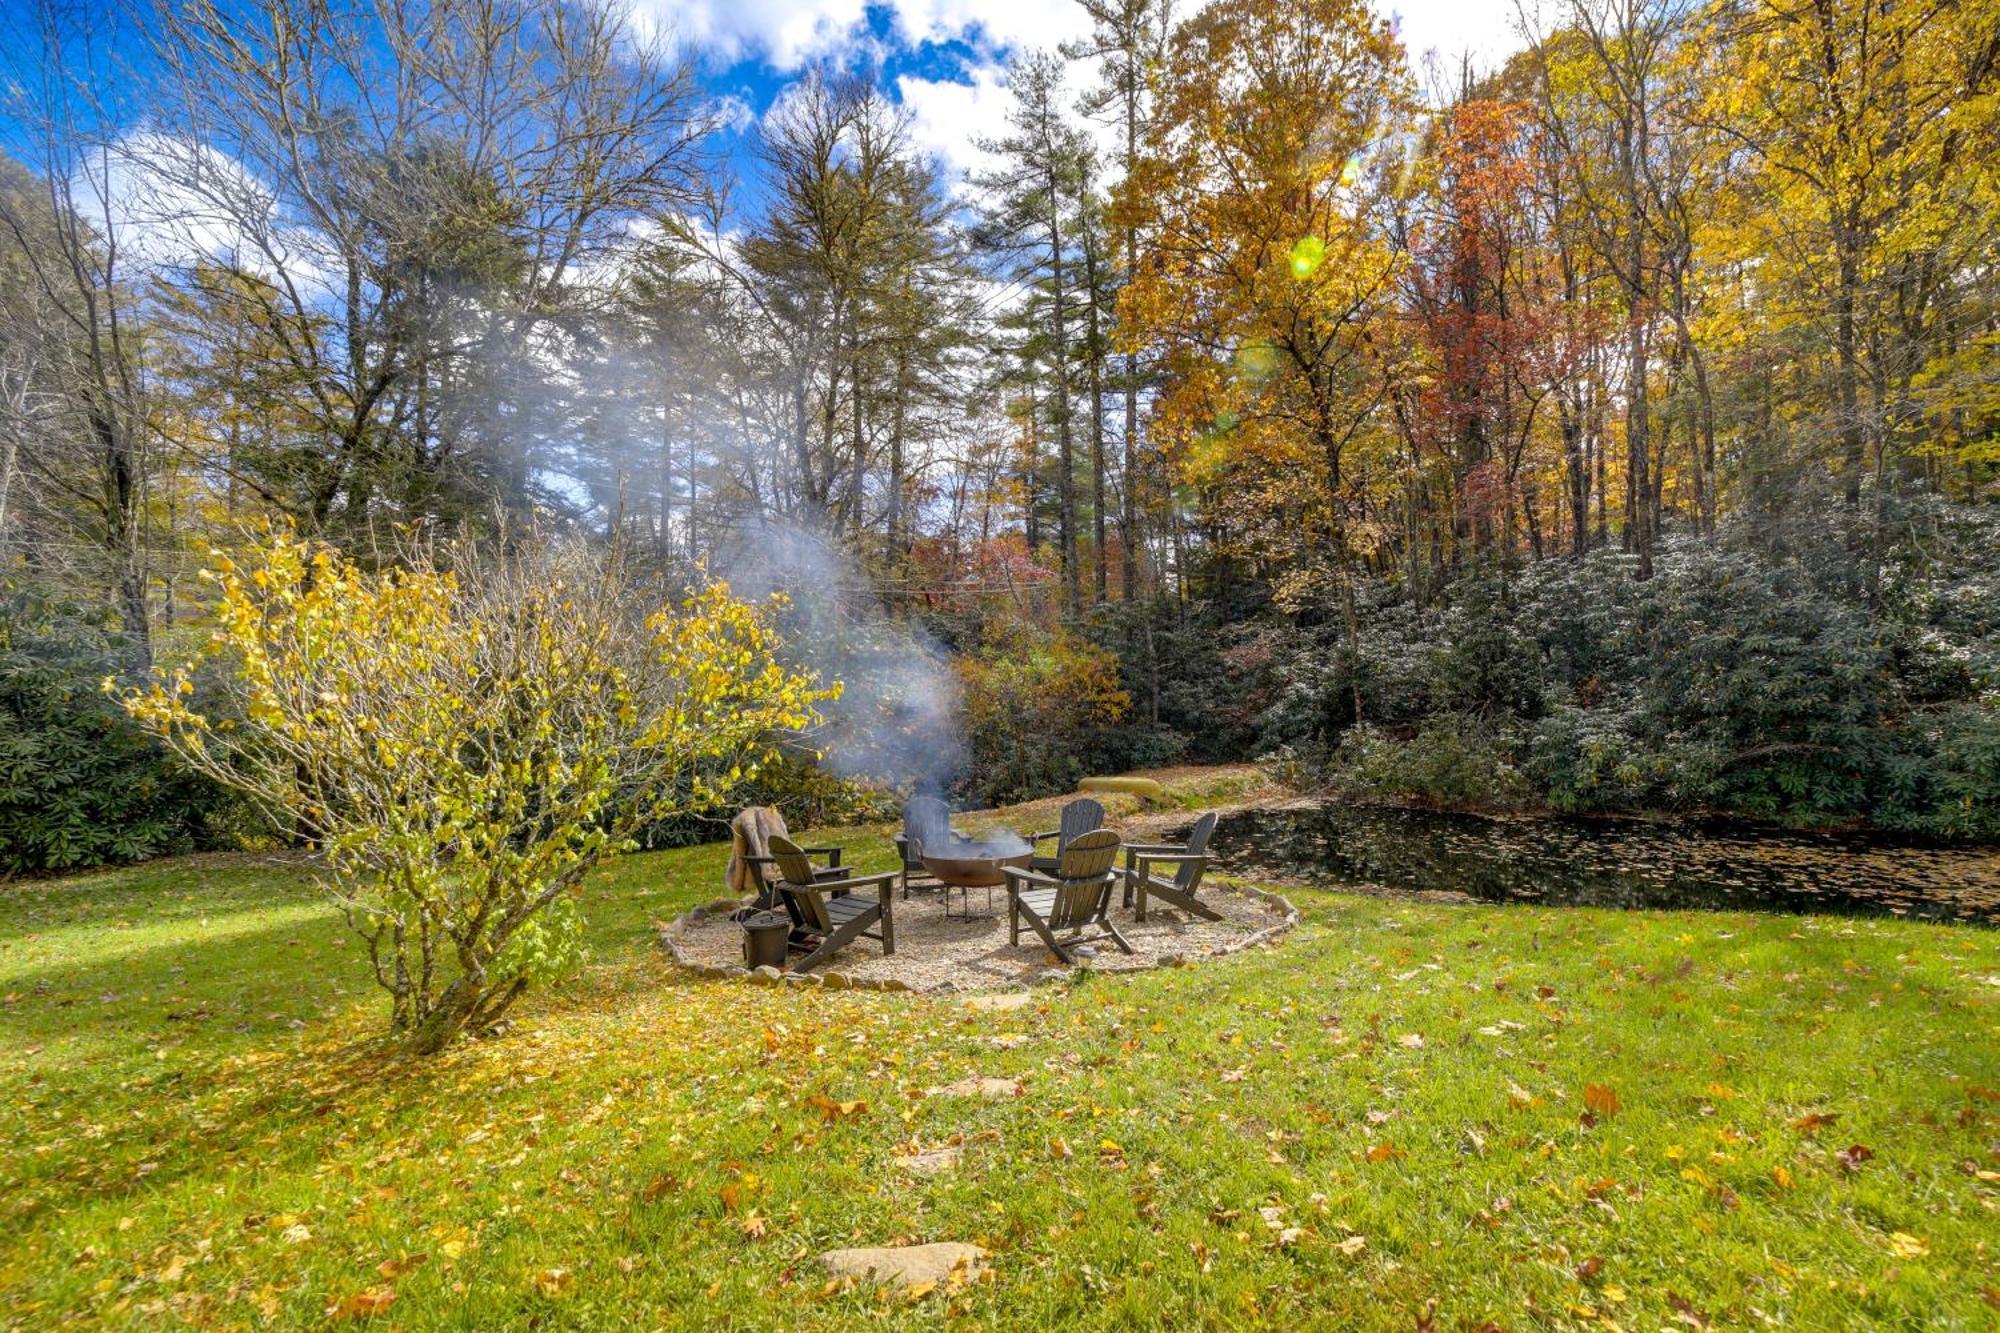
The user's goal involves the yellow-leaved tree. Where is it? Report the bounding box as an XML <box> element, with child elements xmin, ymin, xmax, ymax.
<box><xmin>1118</xmin><ymin>0</ymin><xmax>1412</xmax><ymax>721</ymax></box>
<box><xmin>124</xmin><ymin>529</ymin><xmax>835</xmax><ymax>1053</ymax></box>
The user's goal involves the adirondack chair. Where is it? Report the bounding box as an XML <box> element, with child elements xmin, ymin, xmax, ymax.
<box><xmin>896</xmin><ymin>796</ymin><xmax>954</xmax><ymax>897</ymax></box>
<box><xmin>768</xmin><ymin>836</ymin><xmax>897</xmax><ymax>972</ymax></box>
<box><xmin>728</xmin><ymin>806</ymin><xmax>844</xmax><ymax>911</ymax></box>
<box><xmin>1027</xmin><ymin>797</ymin><xmax>1106</xmax><ymax>874</ymax></box>
<box><xmin>1002</xmin><ymin>828</ymin><xmax>1129</xmax><ymax>965</ymax></box>
<box><xmin>1122</xmin><ymin>811</ymin><xmax>1221</xmax><ymax>923</ymax></box>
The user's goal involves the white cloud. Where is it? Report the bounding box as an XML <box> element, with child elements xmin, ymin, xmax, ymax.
<box><xmin>626</xmin><ymin>0</ymin><xmax>1095</xmax><ymax>73</ymax></box>
<box><xmin>897</xmin><ymin>62</ymin><xmax>1013</xmax><ymax>182</ymax></box>
<box><xmin>625</xmin><ymin>0</ymin><xmax>872</xmax><ymax>70</ymax></box>
<box><xmin>884</xmin><ymin>0</ymin><xmax>1092</xmax><ymax>56</ymax></box>
<box><xmin>1382</xmin><ymin>0</ymin><xmax>1526</xmax><ymax>80</ymax></box>
<box><xmin>708</xmin><ymin>92</ymin><xmax>758</xmax><ymax>134</ymax></box>
<box><xmin>77</xmin><ymin>132</ymin><xmax>327</xmax><ymax>292</ymax></box>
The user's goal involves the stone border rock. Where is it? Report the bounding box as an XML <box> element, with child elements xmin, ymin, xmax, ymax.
<box><xmin>655</xmin><ymin>881</ymin><xmax>1300</xmax><ymax>996</ymax></box>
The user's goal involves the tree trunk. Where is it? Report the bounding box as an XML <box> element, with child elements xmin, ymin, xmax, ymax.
<box><xmin>1084</xmin><ymin>229</ymin><xmax>1109</xmax><ymax>607</ymax></box>
<box><xmin>1046</xmin><ymin>202</ymin><xmax>1080</xmax><ymax>618</ymax></box>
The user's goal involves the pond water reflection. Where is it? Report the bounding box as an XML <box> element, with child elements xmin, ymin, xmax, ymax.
<box><xmin>1190</xmin><ymin>803</ymin><xmax>2000</xmax><ymax>925</ymax></box>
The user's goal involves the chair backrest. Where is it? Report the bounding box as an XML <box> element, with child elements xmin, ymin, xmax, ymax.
<box><xmin>1176</xmin><ymin>812</ymin><xmax>1218</xmax><ymax>890</ymax></box>
<box><xmin>768</xmin><ymin>836</ymin><xmax>833</xmax><ymax>931</ymax></box>
<box><xmin>1056</xmin><ymin>798</ymin><xmax>1106</xmax><ymax>853</ymax></box>
<box><xmin>1047</xmin><ymin>828</ymin><xmax>1121</xmax><ymax>929</ymax></box>
<box><xmin>903</xmin><ymin>797</ymin><xmax>951</xmax><ymax>860</ymax></box>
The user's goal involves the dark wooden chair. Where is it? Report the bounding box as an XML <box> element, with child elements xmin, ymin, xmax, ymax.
<box><xmin>740</xmin><ymin>832</ymin><xmax>844</xmax><ymax>912</ymax></box>
<box><xmin>1028</xmin><ymin>797</ymin><xmax>1106</xmax><ymax>874</ymax></box>
<box><xmin>768</xmin><ymin>836</ymin><xmax>896</xmax><ymax>972</ymax></box>
<box><xmin>1002</xmin><ymin>828</ymin><xmax>1128</xmax><ymax>965</ymax></box>
<box><xmin>896</xmin><ymin>796</ymin><xmax>954</xmax><ymax>898</ymax></box>
<box><xmin>1122</xmin><ymin>811</ymin><xmax>1221</xmax><ymax>923</ymax></box>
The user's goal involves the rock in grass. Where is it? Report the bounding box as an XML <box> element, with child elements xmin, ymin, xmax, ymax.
<box><xmin>821</xmin><ymin>1242</ymin><xmax>985</xmax><ymax>1288</ymax></box>
<box><xmin>961</xmin><ymin>992</ymin><xmax>1031</xmax><ymax>1012</ymax></box>
<box><xmin>931</xmin><ymin>1075</ymin><xmax>1023</xmax><ymax>1099</ymax></box>
<box><xmin>893</xmin><ymin>1146</ymin><xmax>962</xmax><ymax>1176</ymax></box>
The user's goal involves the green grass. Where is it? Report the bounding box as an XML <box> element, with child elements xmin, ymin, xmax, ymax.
<box><xmin>2</xmin><ymin>787</ymin><xmax>1997</xmax><ymax>1329</ymax></box>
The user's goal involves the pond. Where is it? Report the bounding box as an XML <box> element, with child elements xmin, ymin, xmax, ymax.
<box><xmin>1189</xmin><ymin>803</ymin><xmax>2000</xmax><ymax>925</ymax></box>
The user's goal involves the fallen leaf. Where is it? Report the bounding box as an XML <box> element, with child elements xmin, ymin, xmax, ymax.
<box><xmin>375</xmin><ymin>1253</ymin><xmax>427</xmax><ymax>1280</ymax></box>
<box><xmin>532</xmin><ymin>1268</ymin><xmax>573</xmax><ymax>1297</ymax></box>
<box><xmin>1335</xmin><ymin>1234</ymin><xmax>1367</xmax><ymax>1257</ymax></box>
<box><xmin>1365</xmin><ymin>1142</ymin><xmax>1399</xmax><ymax>1163</ymax></box>
<box><xmin>1583</xmin><ymin>1084</ymin><xmax>1621</xmax><ymax>1117</ymax></box>
<box><xmin>1771</xmin><ymin>1165</ymin><xmax>1795</xmax><ymax>1190</ymax></box>
<box><xmin>1575</xmin><ymin>1256</ymin><xmax>1605</xmax><ymax>1281</ymax></box>
<box><xmin>804</xmin><ymin>1095</ymin><xmax>867</xmax><ymax>1122</ymax></box>
<box><xmin>1887</xmin><ymin>1232</ymin><xmax>1929</xmax><ymax>1260</ymax></box>
<box><xmin>1836</xmin><ymin>1144</ymin><xmax>1874</xmax><ymax>1173</ymax></box>
<box><xmin>326</xmin><ymin>1289</ymin><xmax>395</xmax><ymax>1320</ymax></box>
<box><xmin>1791</xmin><ymin>1112</ymin><xmax>1836</xmax><ymax>1135</ymax></box>
<box><xmin>1398</xmin><ymin>1033</ymin><xmax>1425</xmax><ymax>1049</ymax></box>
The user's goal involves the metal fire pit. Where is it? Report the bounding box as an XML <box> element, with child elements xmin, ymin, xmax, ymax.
<box><xmin>919</xmin><ymin>837</ymin><xmax>1031</xmax><ymax>919</ymax></box>
<box><xmin>920</xmin><ymin>846</ymin><xmax>1031</xmax><ymax>888</ymax></box>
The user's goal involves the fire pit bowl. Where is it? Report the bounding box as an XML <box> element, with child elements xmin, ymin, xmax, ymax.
<box><xmin>921</xmin><ymin>847</ymin><xmax>1032</xmax><ymax>888</ymax></box>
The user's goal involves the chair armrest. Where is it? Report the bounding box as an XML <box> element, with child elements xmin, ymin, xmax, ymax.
<box><xmin>1028</xmin><ymin>829</ymin><xmax>1059</xmax><ymax>843</ymax></box>
<box><xmin>1131</xmin><ymin>853</ymin><xmax>1208</xmax><ymax>887</ymax></box>
<box><xmin>808</xmin><ymin>871</ymin><xmax>897</xmax><ymax>895</ymax></box>
<box><xmin>1121</xmin><ymin>841</ymin><xmax>1185</xmax><ymax>856</ymax></box>
<box><xmin>1002</xmin><ymin>866</ymin><xmax>1057</xmax><ymax>893</ymax></box>
<box><xmin>801</xmin><ymin>845</ymin><xmax>843</xmax><ymax>861</ymax></box>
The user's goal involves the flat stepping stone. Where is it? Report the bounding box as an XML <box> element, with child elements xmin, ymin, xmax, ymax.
<box><xmin>961</xmin><ymin>992</ymin><xmax>1032</xmax><ymax>1012</ymax></box>
<box><xmin>821</xmin><ymin>1241</ymin><xmax>986</xmax><ymax>1288</ymax></box>
<box><xmin>931</xmin><ymin>1075</ymin><xmax>1023</xmax><ymax>1099</ymax></box>
<box><xmin>894</xmin><ymin>1146</ymin><xmax>962</xmax><ymax>1176</ymax></box>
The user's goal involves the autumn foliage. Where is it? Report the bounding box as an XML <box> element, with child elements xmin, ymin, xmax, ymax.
<box><xmin>123</xmin><ymin>530</ymin><xmax>832</xmax><ymax>1052</ymax></box>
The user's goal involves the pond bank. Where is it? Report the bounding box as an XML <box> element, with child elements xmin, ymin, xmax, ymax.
<box><xmin>1184</xmin><ymin>800</ymin><xmax>2000</xmax><ymax>925</ymax></box>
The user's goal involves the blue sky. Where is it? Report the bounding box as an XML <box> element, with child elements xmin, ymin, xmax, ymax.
<box><xmin>673</xmin><ymin>0</ymin><xmax>1527</xmax><ymax>193</ymax></box>
<box><xmin>0</xmin><ymin>0</ymin><xmax>1526</xmax><ymax>262</ymax></box>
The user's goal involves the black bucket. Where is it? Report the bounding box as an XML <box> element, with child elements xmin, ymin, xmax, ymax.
<box><xmin>740</xmin><ymin>910</ymin><xmax>791</xmax><ymax>971</ymax></box>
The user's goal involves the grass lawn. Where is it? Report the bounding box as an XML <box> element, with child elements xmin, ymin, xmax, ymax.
<box><xmin>2</xmin><ymin>777</ymin><xmax>1997</xmax><ymax>1329</ymax></box>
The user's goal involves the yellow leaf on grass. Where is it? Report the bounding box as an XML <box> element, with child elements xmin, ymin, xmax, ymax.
<box><xmin>1772</xmin><ymin>1165</ymin><xmax>1795</xmax><ymax>1190</ymax></box>
<box><xmin>327</xmin><ymin>1288</ymin><xmax>396</xmax><ymax>1320</ymax></box>
<box><xmin>375</xmin><ymin>1253</ymin><xmax>427</xmax><ymax>1280</ymax></box>
<box><xmin>1887</xmin><ymin>1233</ymin><xmax>1929</xmax><ymax>1260</ymax></box>
<box><xmin>533</xmin><ymin>1268</ymin><xmax>573</xmax><ymax>1297</ymax></box>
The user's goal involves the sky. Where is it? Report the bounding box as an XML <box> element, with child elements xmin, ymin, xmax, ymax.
<box><xmin>0</xmin><ymin>0</ymin><xmax>1528</xmax><ymax>274</ymax></box>
<box><xmin>666</xmin><ymin>0</ymin><xmax>1528</xmax><ymax>192</ymax></box>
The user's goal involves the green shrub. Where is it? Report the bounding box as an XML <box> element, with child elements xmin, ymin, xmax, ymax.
<box><xmin>1324</xmin><ymin>716</ymin><xmax>1536</xmax><ymax>810</ymax></box>
<box><xmin>959</xmin><ymin>628</ymin><xmax>1131</xmax><ymax>805</ymax></box>
<box><xmin>0</xmin><ymin>586</ymin><xmax>236</xmax><ymax>872</ymax></box>
<box><xmin>1262</xmin><ymin>495</ymin><xmax>2000</xmax><ymax>839</ymax></box>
